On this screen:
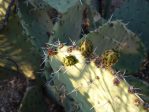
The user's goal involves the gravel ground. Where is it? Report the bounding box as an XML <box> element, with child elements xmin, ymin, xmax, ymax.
<box><xmin>0</xmin><ymin>73</ymin><xmax>64</xmax><ymax>112</ymax></box>
<box><xmin>0</xmin><ymin>76</ymin><xmax>26</xmax><ymax>112</ymax></box>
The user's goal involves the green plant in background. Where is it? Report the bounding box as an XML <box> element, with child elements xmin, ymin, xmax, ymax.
<box><xmin>103</xmin><ymin>0</ymin><xmax>112</xmax><ymax>18</ymax></box>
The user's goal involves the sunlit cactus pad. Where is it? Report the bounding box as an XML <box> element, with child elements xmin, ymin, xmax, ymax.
<box><xmin>44</xmin><ymin>42</ymin><xmax>148</xmax><ymax>112</ymax></box>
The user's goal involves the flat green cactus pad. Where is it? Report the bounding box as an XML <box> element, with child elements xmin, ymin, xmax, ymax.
<box><xmin>113</xmin><ymin>0</ymin><xmax>149</xmax><ymax>51</ymax></box>
<box><xmin>17</xmin><ymin>0</ymin><xmax>53</xmax><ymax>50</ymax></box>
<box><xmin>49</xmin><ymin>2</ymin><xmax>84</xmax><ymax>44</ymax></box>
<box><xmin>0</xmin><ymin>15</ymin><xmax>40</xmax><ymax>79</ymax></box>
<box><xmin>45</xmin><ymin>44</ymin><xmax>148</xmax><ymax>112</ymax></box>
<box><xmin>79</xmin><ymin>21</ymin><xmax>146</xmax><ymax>73</ymax></box>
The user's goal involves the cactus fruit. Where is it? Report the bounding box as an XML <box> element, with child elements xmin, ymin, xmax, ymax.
<box><xmin>112</xmin><ymin>0</ymin><xmax>149</xmax><ymax>51</ymax></box>
<box><xmin>44</xmin><ymin>42</ymin><xmax>148</xmax><ymax>112</ymax></box>
<box><xmin>79</xmin><ymin>20</ymin><xmax>146</xmax><ymax>73</ymax></box>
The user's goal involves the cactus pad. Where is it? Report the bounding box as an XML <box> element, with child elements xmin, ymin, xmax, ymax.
<box><xmin>0</xmin><ymin>15</ymin><xmax>41</xmax><ymax>79</ymax></box>
<box><xmin>49</xmin><ymin>2</ymin><xmax>84</xmax><ymax>43</ymax></box>
<box><xmin>17</xmin><ymin>0</ymin><xmax>53</xmax><ymax>50</ymax></box>
<box><xmin>113</xmin><ymin>0</ymin><xmax>149</xmax><ymax>51</ymax></box>
<box><xmin>79</xmin><ymin>20</ymin><xmax>146</xmax><ymax>73</ymax></box>
<box><xmin>44</xmin><ymin>43</ymin><xmax>148</xmax><ymax>112</ymax></box>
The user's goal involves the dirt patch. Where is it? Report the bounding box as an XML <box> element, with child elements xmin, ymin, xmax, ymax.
<box><xmin>0</xmin><ymin>75</ymin><xmax>27</xmax><ymax>112</ymax></box>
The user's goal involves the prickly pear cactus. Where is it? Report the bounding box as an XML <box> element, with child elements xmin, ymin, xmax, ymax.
<box><xmin>44</xmin><ymin>42</ymin><xmax>148</xmax><ymax>112</ymax></box>
<box><xmin>17</xmin><ymin>0</ymin><xmax>102</xmax><ymax>46</ymax></box>
<box><xmin>49</xmin><ymin>2</ymin><xmax>84</xmax><ymax>43</ymax></box>
<box><xmin>112</xmin><ymin>0</ymin><xmax>149</xmax><ymax>51</ymax></box>
<box><xmin>17</xmin><ymin>0</ymin><xmax>53</xmax><ymax>50</ymax></box>
<box><xmin>79</xmin><ymin>20</ymin><xmax>146</xmax><ymax>73</ymax></box>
